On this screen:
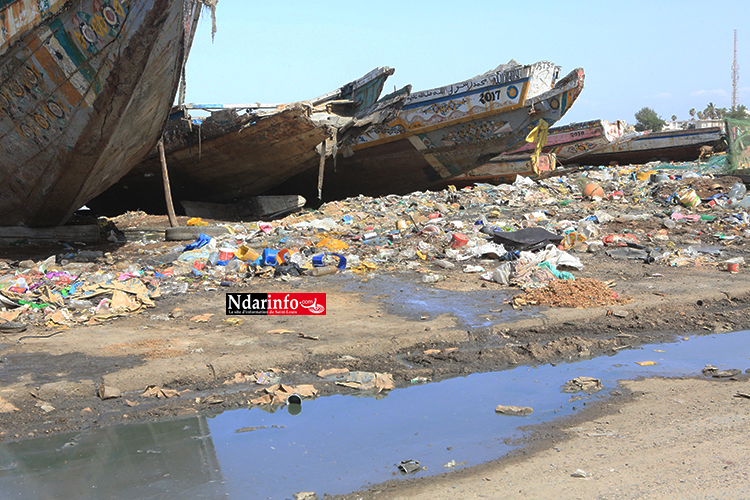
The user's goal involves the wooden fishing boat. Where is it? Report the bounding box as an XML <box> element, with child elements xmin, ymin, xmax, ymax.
<box><xmin>437</xmin><ymin>119</ymin><xmax>625</xmax><ymax>188</ymax></box>
<box><xmin>498</xmin><ymin>119</ymin><xmax>627</xmax><ymax>164</ymax></box>
<box><xmin>572</xmin><ymin>126</ymin><xmax>726</xmax><ymax>166</ymax></box>
<box><xmin>271</xmin><ymin>61</ymin><xmax>585</xmax><ymax>201</ymax></box>
<box><xmin>86</xmin><ymin>67</ymin><xmax>398</xmax><ymax>215</ymax></box>
<box><xmin>0</xmin><ymin>0</ymin><xmax>206</xmax><ymax>227</ymax></box>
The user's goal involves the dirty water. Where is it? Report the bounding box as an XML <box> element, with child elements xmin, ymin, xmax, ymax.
<box><xmin>1</xmin><ymin>331</ymin><xmax>750</xmax><ymax>500</ymax></box>
<box><xmin>343</xmin><ymin>273</ymin><xmax>537</xmax><ymax>328</ymax></box>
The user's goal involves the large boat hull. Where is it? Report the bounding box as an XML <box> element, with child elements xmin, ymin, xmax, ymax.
<box><xmin>0</xmin><ymin>0</ymin><xmax>201</xmax><ymax>226</ymax></box>
<box><xmin>572</xmin><ymin>127</ymin><xmax>725</xmax><ymax>166</ymax></box>
<box><xmin>86</xmin><ymin>67</ymin><xmax>396</xmax><ymax>215</ymax></box>
<box><xmin>272</xmin><ymin>65</ymin><xmax>584</xmax><ymax>201</ymax></box>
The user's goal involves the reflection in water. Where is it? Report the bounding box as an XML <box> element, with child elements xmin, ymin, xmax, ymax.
<box><xmin>0</xmin><ymin>332</ymin><xmax>749</xmax><ymax>499</ymax></box>
<box><xmin>0</xmin><ymin>417</ymin><xmax>225</xmax><ymax>499</ymax></box>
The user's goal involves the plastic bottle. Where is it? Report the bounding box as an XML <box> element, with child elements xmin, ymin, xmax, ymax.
<box><xmin>738</xmin><ymin>196</ymin><xmax>750</xmax><ymax>209</ymax></box>
<box><xmin>729</xmin><ymin>182</ymin><xmax>747</xmax><ymax>201</ymax></box>
<box><xmin>69</xmin><ymin>299</ymin><xmax>94</xmax><ymax>310</ymax></box>
<box><xmin>434</xmin><ymin>259</ymin><xmax>455</xmax><ymax>269</ymax></box>
<box><xmin>308</xmin><ymin>266</ymin><xmax>338</xmax><ymax>277</ymax></box>
<box><xmin>224</xmin><ymin>259</ymin><xmax>241</xmax><ymax>274</ymax></box>
<box><xmin>344</xmin><ymin>254</ymin><xmax>360</xmax><ymax>268</ymax></box>
<box><xmin>422</xmin><ymin>274</ymin><xmax>445</xmax><ymax>283</ymax></box>
<box><xmin>208</xmin><ymin>251</ymin><xmax>220</xmax><ymax>266</ymax></box>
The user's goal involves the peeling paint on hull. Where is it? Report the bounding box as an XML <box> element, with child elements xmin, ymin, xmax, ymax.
<box><xmin>0</xmin><ymin>0</ymin><xmax>201</xmax><ymax>226</ymax></box>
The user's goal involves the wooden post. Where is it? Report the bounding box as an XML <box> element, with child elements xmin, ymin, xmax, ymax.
<box><xmin>317</xmin><ymin>139</ymin><xmax>326</xmax><ymax>200</ymax></box>
<box><xmin>158</xmin><ymin>139</ymin><xmax>178</xmax><ymax>227</ymax></box>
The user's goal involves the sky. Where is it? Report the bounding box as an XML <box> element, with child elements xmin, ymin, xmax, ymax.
<box><xmin>183</xmin><ymin>0</ymin><xmax>750</xmax><ymax>126</ymax></box>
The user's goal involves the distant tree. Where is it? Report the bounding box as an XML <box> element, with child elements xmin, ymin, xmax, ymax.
<box><xmin>671</xmin><ymin>115</ymin><xmax>678</xmax><ymax>121</ymax></box>
<box><xmin>698</xmin><ymin>110</ymin><xmax>706</xmax><ymax>120</ymax></box>
<box><xmin>634</xmin><ymin>107</ymin><xmax>666</xmax><ymax>132</ymax></box>
<box><xmin>702</xmin><ymin>102</ymin><xmax>718</xmax><ymax>120</ymax></box>
<box><xmin>727</xmin><ymin>105</ymin><xmax>749</xmax><ymax>120</ymax></box>
<box><xmin>689</xmin><ymin>108</ymin><xmax>696</xmax><ymax>120</ymax></box>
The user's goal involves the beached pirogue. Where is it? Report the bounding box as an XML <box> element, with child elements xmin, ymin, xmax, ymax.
<box><xmin>90</xmin><ymin>60</ymin><xmax>583</xmax><ymax>215</ymax></box>
<box><xmin>87</xmin><ymin>66</ymin><xmax>399</xmax><ymax>215</ymax></box>
<box><xmin>0</xmin><ymin>0</ymin><xmax>210</xmax><ymax>226</ymax></box>
<box><xmin>270</xmin><ymin>60</ymin><xmax>584</xmax><ymax>202</ymax></box>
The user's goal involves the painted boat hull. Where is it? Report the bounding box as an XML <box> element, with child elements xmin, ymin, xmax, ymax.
<box><xmin>272</xmin><ymin>64</ymin><xmax>584</xmax><ymax>201</ymax></box>
<box><xmin>499</xmin><ymin>119</ymin><xmax>627</xmax><ymax>164</ymax></box>
<box><xmin>0</xmin><ymin>0</ymin><xmax>200</xmax><ymax>226</ymax></box>
<box><xmin>572</xmin><ymin>127</ymin><xmax>725</xmax><ymax>166</ymax></box>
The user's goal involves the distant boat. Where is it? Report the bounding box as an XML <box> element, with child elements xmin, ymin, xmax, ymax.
<box><xmin>439</xmin><ymin>119</ymin><xmax>625</xmax><ymax>188</ymax></box>
<box><xmin>0</xmin><ymin>0</ymin><xmax>205</xmax><ymax>227</ymax></box>
<box><xmin>271</xmin><ymin>61</ymin><xmax>585</xmax><ymax>201</ymax></box>
<box><xmin>499</xmin><ymin>119</ymin><xmax>628</xmax><ymax>164</ymax></box>
<box><xmin>571</xmin><ymin>126</ymin><xmax>726</xmax><ymax>166</ymax></box>
<box><xmin>86</xmin><ymin>67</ymin><xmax>398</xmax><ymax>215</ymax></box>
<box><xmin>433</xmin><ymin>153</ymin><xmax>557</xmax><ymax>189</ymax></box>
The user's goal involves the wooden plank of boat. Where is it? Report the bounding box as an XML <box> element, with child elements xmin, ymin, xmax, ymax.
<box><xmin>0</xmin><ymin>225</ymin><xmax>100</xmax><ymax>244</ymax></box>
<box><xmin>434</xmin><ymin>153</ymin><xmax>557</xmax><ymax>189</ymax></box>
<box><xmin>573</xmin><ymin>126</ymin><xmax>725</xmax><ymax>166</ymax></box>
<box><xmin>0</xmin><ymin>0</ymin><xmax>204</xmax><ymax>227</ymax></box>
<box><xmin>181</xmin><ymin>195</ymin><xmax>307</xmax><ymax>221</ymax></box>
<box><xmin>270</xmin><ymin>62</ymin><xmax>585</xmax><ymax>202</ymax></box>
<box><xmin>86</xmin><ymin>67</ymin><xmax>397</xmax><ymax>216</ymax></box>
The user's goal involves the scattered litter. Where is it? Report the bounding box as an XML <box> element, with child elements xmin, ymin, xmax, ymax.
<box><xmin>495</xmin><ymin>405</ymin><xmax>533</xmax><ymax>416</ymax></box>
<box><xmin>0</xmin><ymin>397</ymin><xmax>19</xmax><ymax>413</ymax></box>
<box><xmin>98</xmin><ymin>384</ymin><xmax>121</xmax><ymax>400</ymax></box>
<box><xmin>562</xmin><ymin>376</ymin><xmax>603</xmax><ymax>394</ymax></box>
<box><xmin>190</xmin><ymin>313</ymin><xmax>213</xmax><ymax>323</ymax></box>
<box><xmin>141</xmin><ymin>385</ymin><xmax>180</xmax><ymax>399</ymax></box>
<box><xmin>397</xmin><ymin>459</ymin><xmax>422</xmax><ymax>474</ymax></box>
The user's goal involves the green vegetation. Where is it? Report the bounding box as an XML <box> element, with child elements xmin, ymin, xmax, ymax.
<box><xmin>634</xmin><ymin>107</ymin><xmax>665</xmax><ymax>132</ymax></box>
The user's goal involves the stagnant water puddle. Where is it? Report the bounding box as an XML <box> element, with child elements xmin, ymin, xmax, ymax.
<box><xmin>1</xmin><ymin>331</ymin><xmax>750</xmax><ymax>499</ymax></box>
<box><xmin>343</xmin><ymin>273</ymin><xmax>538</xmax><ymax>328</ymax></box>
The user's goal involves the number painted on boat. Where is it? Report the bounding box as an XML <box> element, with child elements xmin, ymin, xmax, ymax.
<box><xmin>479</xmin><ymin>90</ymin><xmax>503</xmax><ymax>104</ymax></box>
<box><xmin>479</xmin><ymin>85</ymin><xmax>519</xmax><ymax>105</ymax></box>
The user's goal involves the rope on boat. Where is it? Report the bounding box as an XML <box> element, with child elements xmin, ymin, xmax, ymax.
<box><xmin>198</xmin><ymin>0</ymin><xmax>218</xmax><ymax>42</ymax></box>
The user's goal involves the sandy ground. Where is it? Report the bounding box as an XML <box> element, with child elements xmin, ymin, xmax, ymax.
<box><xmin>2</xmin><ymin>198</ymin><xmax>750</xmax><ymax>498</ymax></box>
<box><xmin>346</xmin><ymin>377</ymin><xmax>750</xmax><ymax>500</ymax></box>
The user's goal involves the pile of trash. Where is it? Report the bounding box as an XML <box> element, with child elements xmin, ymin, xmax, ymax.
<box><xmin>1</xmin><ymin>159</ymin><xmax>750</xmax><ymax>328</ymax></box>
<box><xmin>511</xmin><ymin>278</ymin><xmax>631</xmax><ymax>308</ymax></box>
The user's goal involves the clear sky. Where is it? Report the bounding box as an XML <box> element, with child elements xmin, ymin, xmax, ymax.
<box><xmin>184</xmin><ymin>0</ymin><xmax>749</xmax><ymax>126</ymax></box>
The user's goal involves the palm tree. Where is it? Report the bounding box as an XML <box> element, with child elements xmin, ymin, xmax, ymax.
<box><xmin>671</xmin><ymin>115</ymin><xmax>677</xmax><ymax>121</ymax></box>
<box><xmin>704</xmin><ymin>102</ymin><xmax>717</xmax><ymax>120</ymax></box>
<box><xmin>689</xmin><ymin>108</ymin><xmax>696</xmax><ymax>120</ymax></box>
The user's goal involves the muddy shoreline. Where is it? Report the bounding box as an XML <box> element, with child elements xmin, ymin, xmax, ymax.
<box><xmin>1</xmin><ymin>255</ymin><xmax>749</xmax><ymax>442</ymax></box>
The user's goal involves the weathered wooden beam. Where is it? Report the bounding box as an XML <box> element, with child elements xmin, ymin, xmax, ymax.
<box><xmin>0</xmin><ymin>226</ymin><xmax>100</xmax><ymax>245</ymax></box>
<box><xmin>158</xmin><ymin>139</ymin><xmax>179</xmax><ymax>228</ymax></box>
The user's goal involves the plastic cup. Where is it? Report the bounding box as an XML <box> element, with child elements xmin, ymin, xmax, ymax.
<box><xmin>451</xmin><ymin>233</ymin><xmax>468</xmax><ymax>248</ymax></box>
<box><xmin>219</xmin><ymin>248</ymin><xmax>235</xmax><ymax>261</ymax></box>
